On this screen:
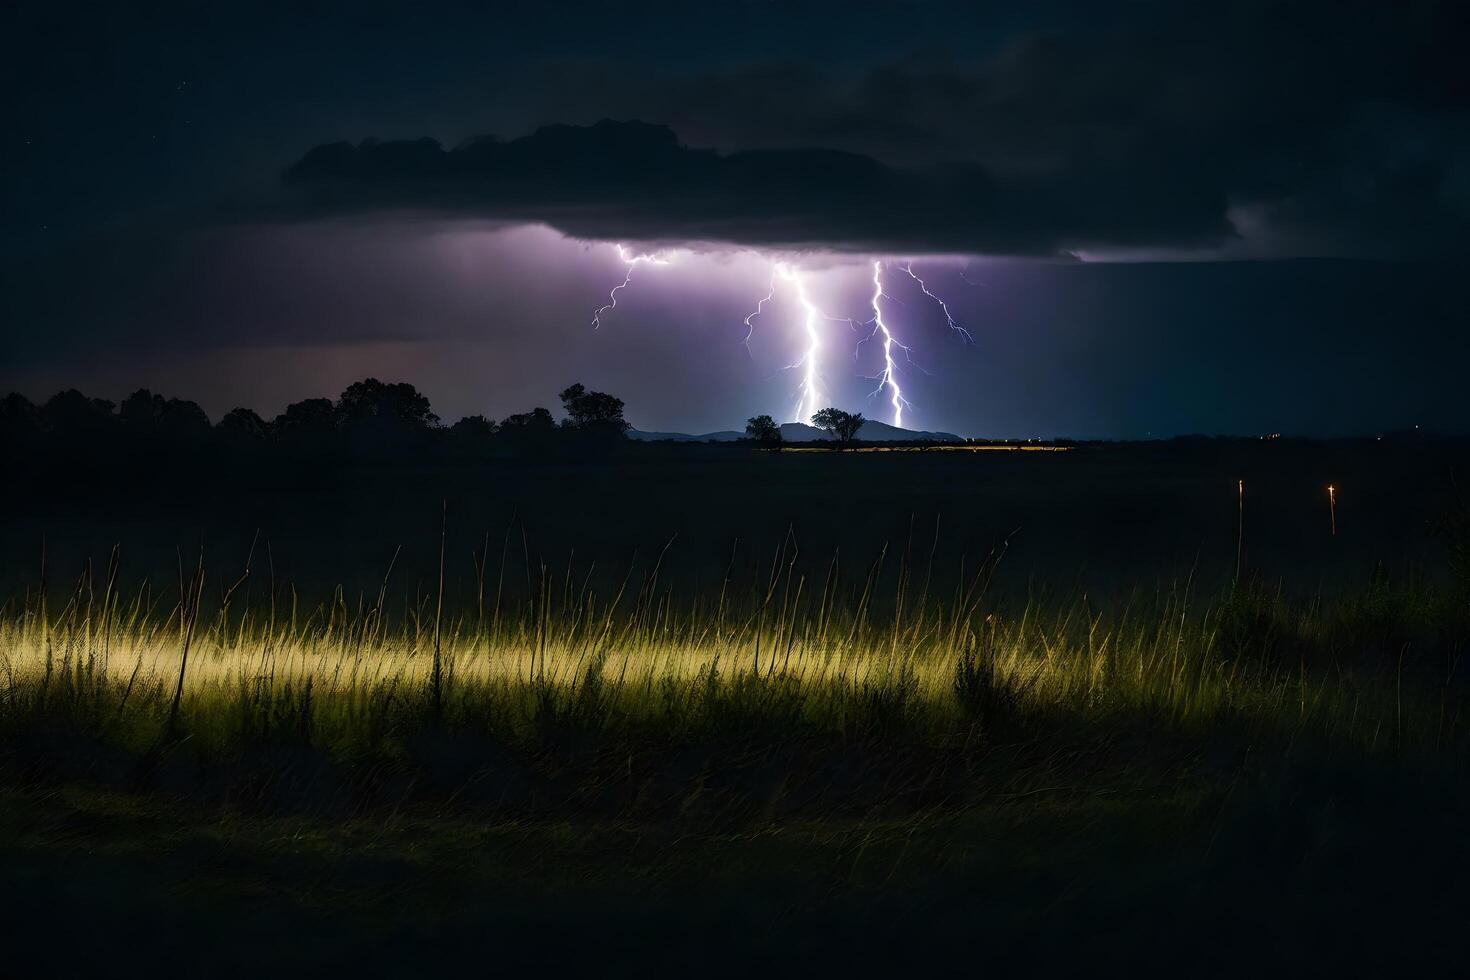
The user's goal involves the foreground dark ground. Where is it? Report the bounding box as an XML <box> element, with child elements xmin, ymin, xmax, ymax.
<box><xmin>6</xmin><ymin>437</ymin><xmax>1464</xmax><ymax>604</ymax></box>
<box><xmin>4</xmin><ymin>439</ymin><xmax>1469</xmax><ymax>976</ymax></box>
<box><xmin>4</xmin><ymin>745</ymin><xmax>1466</xmax><ymax>975</ymax></box>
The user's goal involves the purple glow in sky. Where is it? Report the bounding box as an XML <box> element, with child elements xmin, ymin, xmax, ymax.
<box><xmin>1</xmin><ymin>220</ymin><xmax>984</xmax><ymax>434</ymax></box>
<box><xmin>5</xmin><ymin>218</ymin><xmax>1466</xmax><ymax>440</ymax></box>
<box><xmin>576</xmin><ymin>237</ymin><xmax>974</xmax><ymax>428</ymax></box>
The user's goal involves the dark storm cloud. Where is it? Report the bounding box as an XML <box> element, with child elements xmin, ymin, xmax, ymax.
<box><xmin>279</xmin><ymin>0</ymin><xmax>1470</xmax><ymax>258</ymax></box>
<box><xmin>281</xmin><ymin>119</ymin><xmax>1233</xmax><ymax>255</ymax></box>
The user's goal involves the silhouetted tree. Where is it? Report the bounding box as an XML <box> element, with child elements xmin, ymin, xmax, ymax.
<box><xmin>120</xmin><ymin>389</ymin><xmax>211</xmax><ymax>446</ymax></box>
<box><xmin>498</xmin><ymin>407</ymin><xmax>557</xmax><ymax>455</ymax></box>
<box><xmin>336</xmin><ymin>378</ymin><xmax>438</xmax><ymax>455</ymax></box>
<box><xmin>160</xmin><ymin>399</ymin><xmax>211</xmax><ymax>444</ymax></box>
<box><xmin>119</xmin><ymin>389</ymin><xmax>165</xmax><ymax>428</ymax></box>
<box><xmin>8</xmin><ymin>378</ymin><xmax>656</xmax><ymax>465</ymax></box>
<box><xmin>447</xmin><ymin>414</ymin><xmax>497</xmax><ymax>456</ymax></box>
<box><xmin>559</xmin><ymin>383</ymin><xmax>629</xmax><ymax>438</ymax></box>
<box><xmin>0</xmin><ymin>393</ymin><xmax>41</xmax><ymax>449</ymax></box>
<box><xmin>450</xmin><ymin>414</ymin><xmax>496</xmax><ymax>437</ymax></box>
<box><xmin>271</xmin><ymin>397</ymin><xmax>340</xmax><ymax>457</ymax></box>
<box><xmin>811</xmin><ymin>407</ymin><xmax>864</xmax><ymax>448</ymax></box>
<box><xmin>273</xmin><ymin>398</ymin><xmax>337</xmax><ymax>436</ymax></box>
<box><xmin>42</xmin><ymin>390</ymin><xmax>116</xmax><ymax>440</ymax></box>
<box><xmin>744</xmin><ymin>414</ymin><xmax>783</xmax><ymax>448</ymax></box>
<box><xmin>499</xmin><ymin>407</ymin><xmax>556</xmax><ymax>435</ymax></box>
<box><xmin>336</xmin><ymin>378</ymin><xmax>439</xmax><ymax>429</ymax></box>
<box><xmin>217</xmin><ymin>407</ymin><xmax>269</xmax><ymax>442</ymax></box>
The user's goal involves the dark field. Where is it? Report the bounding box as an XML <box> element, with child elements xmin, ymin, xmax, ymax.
<box><xmin>7</xmin><ymin>438</ymin><xmax>1462</xmax><ymax>608</ymax></box>
<box><xmin>3</xmin><ymin>439</ymin><xmax>1469</xmax><ymax>976</ymax></box>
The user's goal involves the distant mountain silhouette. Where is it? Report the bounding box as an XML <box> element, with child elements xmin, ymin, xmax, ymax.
<box><xmin>629</xmin><ymin>421</ymin><xmax>963</xmax><ymax>443</ymax></box>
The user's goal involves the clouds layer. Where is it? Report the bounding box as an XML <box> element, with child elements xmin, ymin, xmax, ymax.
<box><xmin>282</xmin><ymin>118</ymin><xmax>1236</xmax><ymax>256</ymax></box>
<box><xmin>279</xmin><ymin>0</ymin><xmax>1469</xmax><ymax>259</ymax></box>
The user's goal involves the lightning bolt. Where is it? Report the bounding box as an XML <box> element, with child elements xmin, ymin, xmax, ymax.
<box><xmin>776</xmin><ymin>263</ymin><xmax>826</xmax><ymax>422</ymax></box>
<box><xmin>585</xmin><ymin>243</ymin><xmax>966</xmax><ymax>431</ymax></box>
<box><xmin>741</xmin><ymin>266</ymin><xmax>780</xmax><ymax>351</ymax></box>
<box><xmin>741</xmin><ymin>260</ymin><xmax>844</xmax><ymax>422</ymax></box>
<box><xmin>591</xmin><ymin>243</ymin><xmax>669</xmax><ymax>330</ymax></box>
<box><xmin>866</xmin><ymin>260</ymin><xmax>912</xmax><ymax>428</ymax></box>
<box><xmin>899</xmin><ymin>261</ymin><xmax>974</xmax><ymax>345</ymax></box>
<box><xmin>755</xmin><ymin>258</ymin><xmax>921</xmax><ymax>427</ymax></box>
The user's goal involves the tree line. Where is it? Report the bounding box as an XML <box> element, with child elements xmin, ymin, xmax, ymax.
<box><xmin>0</xmin><ymin>379</ymin><xmax>632</xmax><ymax>459</ymax></box>
<box><xmin>2</xmin><ymin>376</ymin><xmax>881</xmax><ymax>462</ymax></box>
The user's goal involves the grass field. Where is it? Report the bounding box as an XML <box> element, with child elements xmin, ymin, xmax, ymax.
<box><xmin>5</xmin><ymin>553</ymin><xmax>1470</xmax><ymax>971</ymax></box>
<box><xmin>3</xmin><ymin>443</ymin><xmax>1468</xmax><ymax>973</ymax></box>
<box><xmin>8</xmin><ymin>553</ymin><xmax>1465</xmax><ymax>764</ymax></box>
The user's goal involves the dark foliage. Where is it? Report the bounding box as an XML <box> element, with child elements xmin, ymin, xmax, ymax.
<box><xmin>499</xmin><ymin>407</ymin><xmax>555</xmax><ymax>434</ymax></box>
<box><xmin>744</xmin><ymin>414</ymin><xmax>782</xmax><ymax>447</ymax></box>
<box><xmin>334</xmin><ymin>379</ymin><xmax>440</xmax><ymax>456</ymax></box>
<box><xmin>0</xmin><ymin>378</ymin><xmax>638</xmax><ymax>466</ymax></box>
<box><xmin>272</xmin><ymin>397</ymin><xmax>337</xmax><ymax>437</ymax></box>
<box><xmin>119</xmin><ymin>389</ymin><xmax>212</xmax><ymax>447</ymax></box>
<box><xmin>559</xmin><ymin>382</ymin><xmax>630</xmax><ymax>438</ymax></box>
<box><xmin>953</xmin><ymin>635</ymin><xmax>1031</xmax><ymax>736</ymax></box>
<box><xmin>811</xmin><ymin>407</ymin><xmax>864</xmax><ymax>447</ymax></box>
<box><xmin>216</xmin><ymin>407</ymin><xmax>269</xmax><ymax>442</ymax></box>
<box><xmin>336</xmin><ymin>378</ymin><xmax>440</xmax><ymax>429</ymax></box>
<box><xmin>41</xmin><ymin>389</ymin><xmax>115</xmax><ymax>439</ymax></box>
<box><xmin>0</xmin><ymin>393</ymin><xmax>41</xmax><ymax>449</ymax></box>
<box><xmin>450</xmin><ymin>414</ymin><xmax>496</xmax><ymax>437</ymax></box>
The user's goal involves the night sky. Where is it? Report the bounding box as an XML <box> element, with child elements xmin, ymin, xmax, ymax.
<box><xmin>4</xmin><ymin>1</ymin><xmax>1468</xmax><ymax>438</ymax></box>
